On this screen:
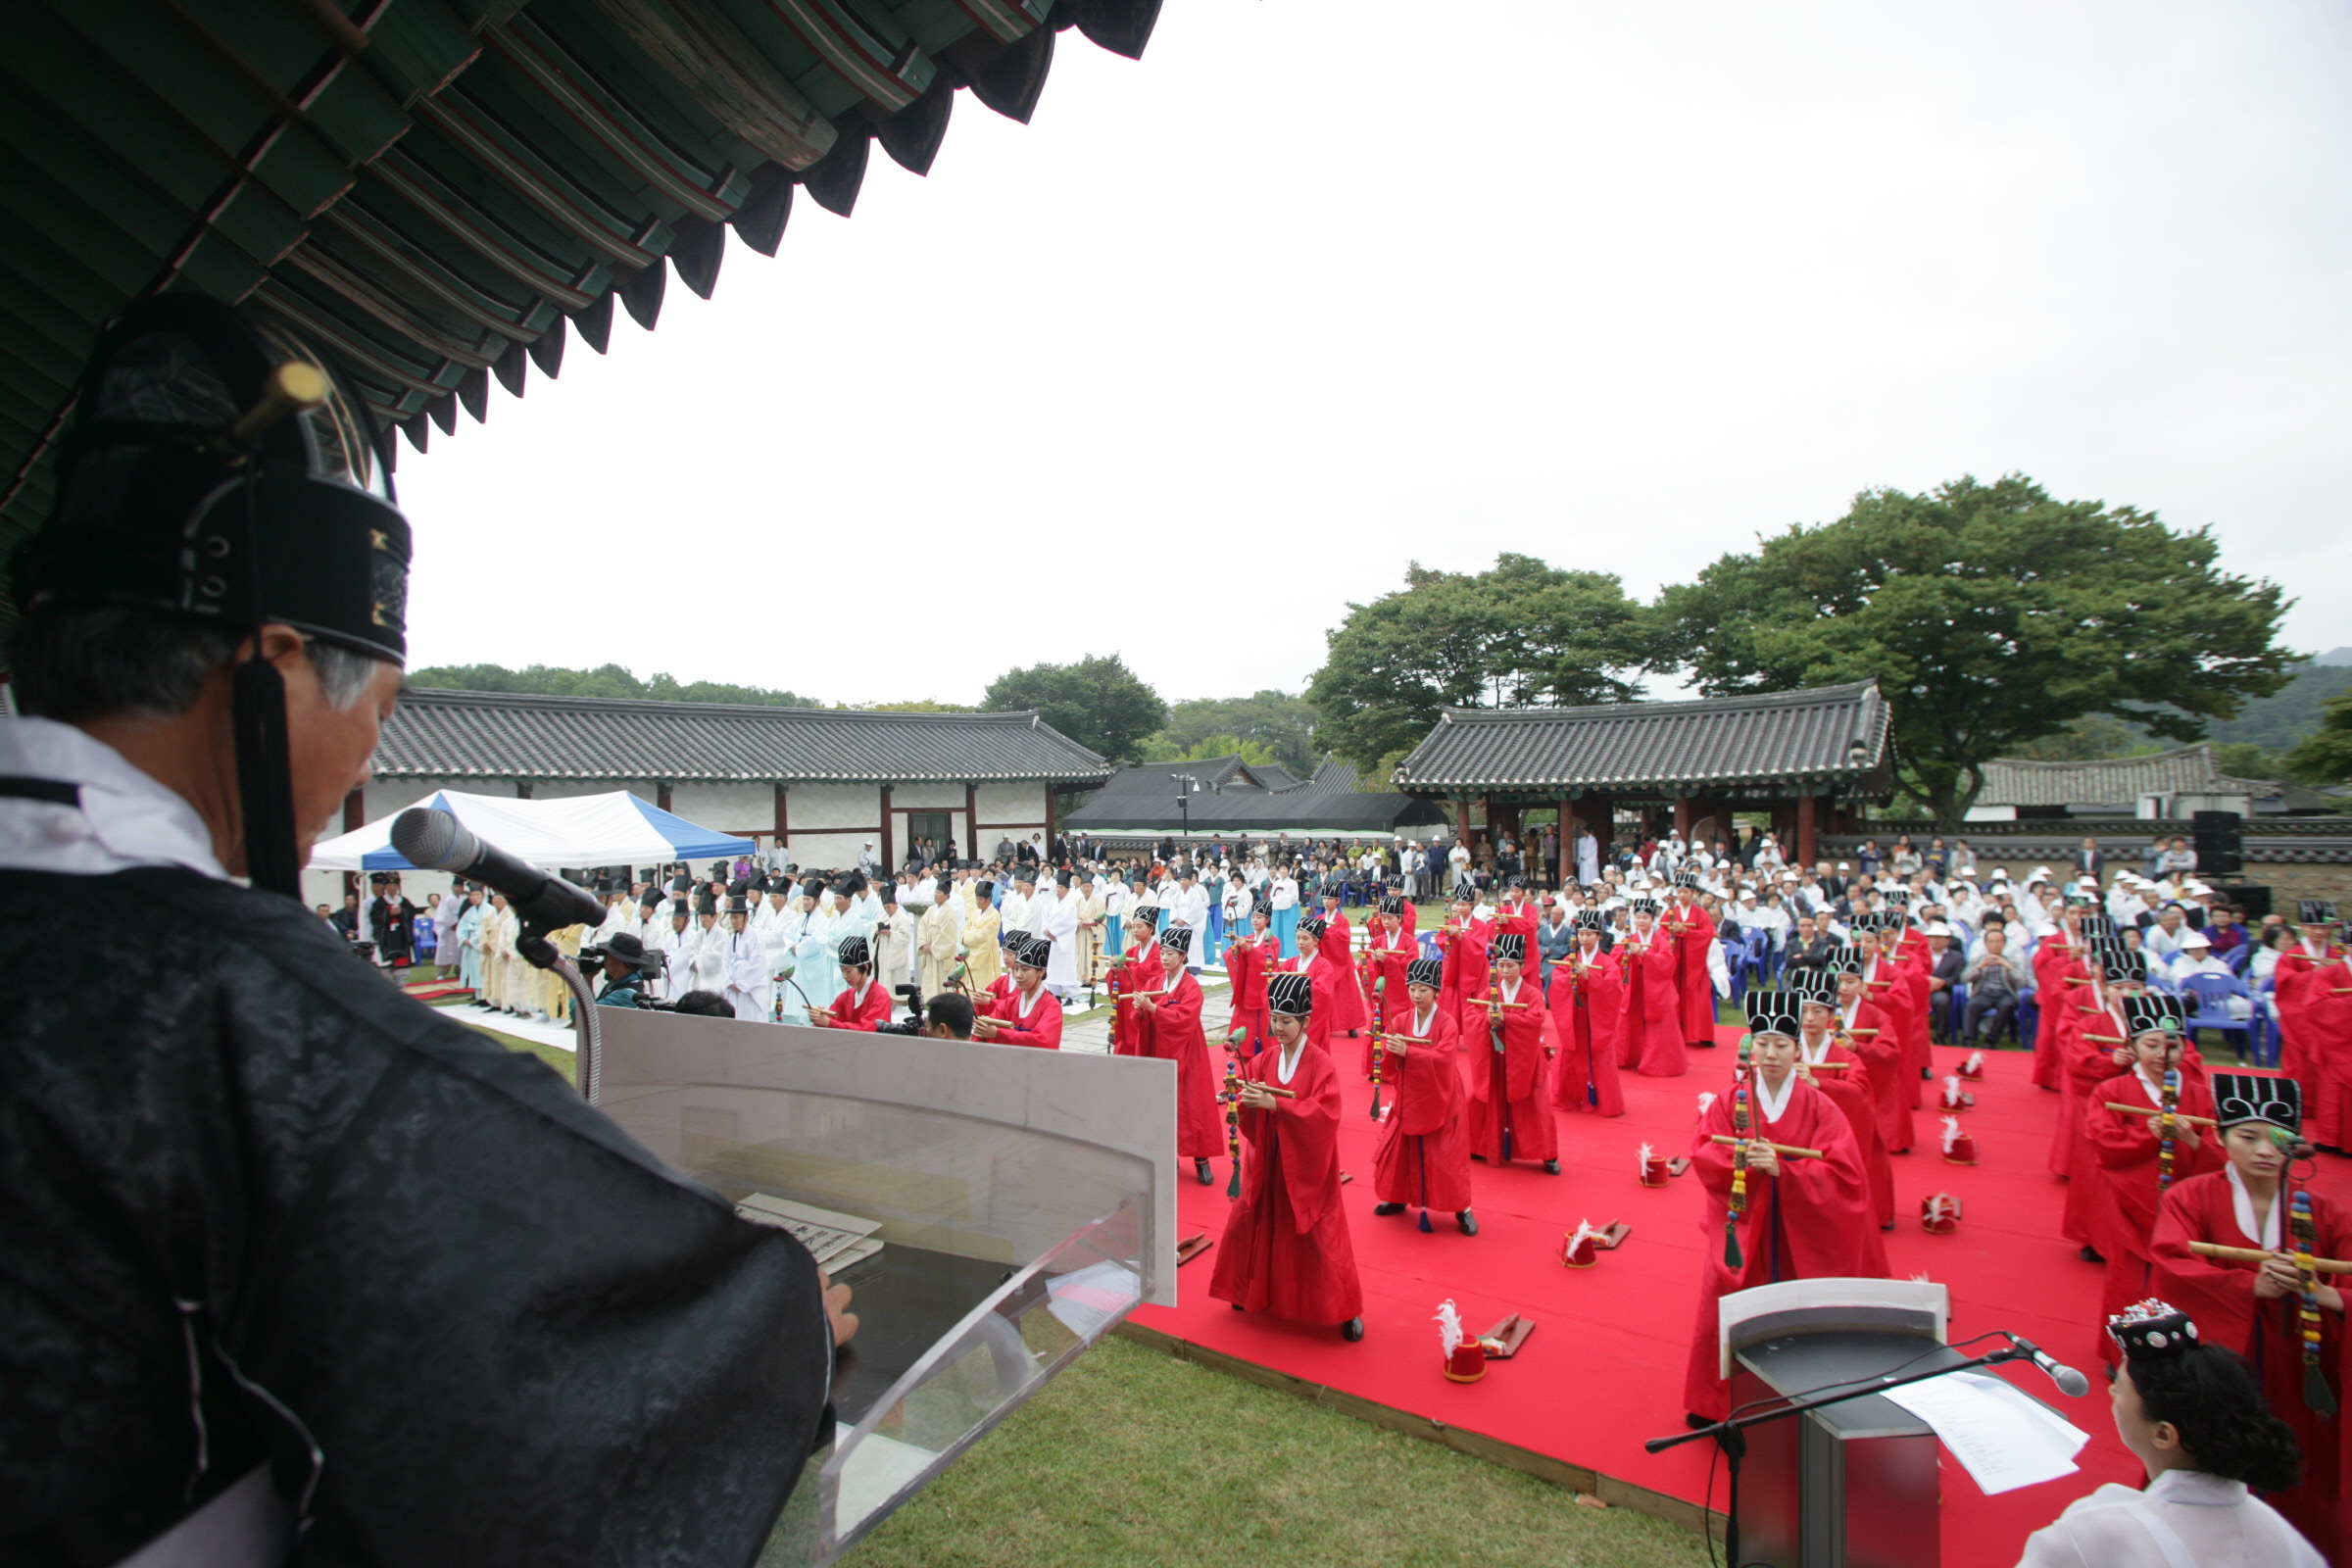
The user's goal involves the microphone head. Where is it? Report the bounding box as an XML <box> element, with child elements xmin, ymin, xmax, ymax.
<box><xmin>392</xmin><ymin>807</ymin><xmax>476</xmax><ymax>872</ymax></box>
<box><xmin>2053</xmin><ymin>1364</ymin><xmax>2091</xmax><ymax>1397</ymax></box>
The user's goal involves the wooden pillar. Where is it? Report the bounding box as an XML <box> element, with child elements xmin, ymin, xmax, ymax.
<box><xmin>1674</xmin><ymin>795</ymin><xmax>1691</xmax><ymax>838</ymax></box>
<box><xmin>339</xmin><ymin>787</ymin><xmax>366</xmax><ymax>902</ymax></box>
<box><xmin>879</xmin><ymin>784</ymin><xmax>894</xmax><ymax>871</ymax></box>
<box><xmin>1796</xmin><ymin>793</ymin><xmax>1819</xmax><ymax>868</ymax></box>
<box><xmin>773</xmin><ymin>782</ymin><xmax>788</xmax><ymax>854</ymax></box>
<box><xmin>1044</xmin><ymin>782</ymin><xmax>1057</xmax><ymax>861</ymax></box>
<box><xmin>658</xmin><ymin>781</ymin><xmax>673</xmax><ymax>813</ymax></box>
<box><xmin>1591</xmin><ymin>794</ymin><xmax>1614</xmax><ymax>868</ymax></box>
<box><xmin>964</xmin><ymin>782</ymin><xmax>977</xmax><ymax>862</ymax></box>
<box><xmin>515</xmin><ymin>780</ymin><xmax>532</xmax><ymax>800</ymax></box>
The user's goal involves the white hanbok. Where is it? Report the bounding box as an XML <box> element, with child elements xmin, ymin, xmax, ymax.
<box><xmin>2014</xmin><ymin>1468</ymin><xmax>2323</xmax><ymax>1568</ymax></box>
<box><xmin>1043</xmin><ymin>887</ymin><xmax>1080</xmax><ymax>996</ymax></box>
<box><xmin>722</xmin><ymin>928</ymin><xmax>772</xmax><ymax>1021</ymax></box>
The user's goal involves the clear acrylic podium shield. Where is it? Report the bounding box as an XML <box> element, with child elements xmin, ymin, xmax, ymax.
<box><xmin>592</xmin><ymin>1010</ymin><xmax>1177</xmax><ymax>1565</ymax></box>
<box><xmin>1719</xmin><ymin>1280</ymin><xmax>1952</xmax><ymax>1568</ymax></box>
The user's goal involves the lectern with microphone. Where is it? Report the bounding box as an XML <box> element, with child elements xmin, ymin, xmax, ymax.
<box><xmin>1648</xmin><ymin>1279</ymin><xmax>2087</xmax><ymax>1568</ymax></box>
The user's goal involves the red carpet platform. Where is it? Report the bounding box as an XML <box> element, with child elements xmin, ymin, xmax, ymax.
<box><xmin>1127</xmin><ymin>1029</ymin><xmax>2346</xmax><ymax>1566</ymax></box>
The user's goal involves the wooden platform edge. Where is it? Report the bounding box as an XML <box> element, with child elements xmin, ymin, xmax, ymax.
<box><xmin>1111</xmin><ymin>1320</ymin><xmax>1724</xmax><ymax>1541</ymax></box>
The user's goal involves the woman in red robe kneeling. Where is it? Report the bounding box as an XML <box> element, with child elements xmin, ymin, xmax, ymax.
<box><xmin>1211</xmin><ymin>969</ymin><xmax>1366</xmax><ymax>1342</ymax></box>
<box><xmin>1371</xmin><ymin>956</ymin><xmax>1477</xmax><ymax>1235</ymax></box>
<box><xmin>1684</xmin><ymin>991</ymin><xmax>1880</xmax><ymax>1422</ymax></box>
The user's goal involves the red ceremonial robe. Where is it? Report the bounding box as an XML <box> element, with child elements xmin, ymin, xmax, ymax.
<box><xmin>1545</xmin><ymin>952</ymin><xmax>1627</xmax><ymax>1116</ymax></box>
<box><xmin>1666</xmin><ymin>900</ymin><xmax>1719</xmax><ymax>1047</ymax></box>
<box><xmin>1137</xmin><ymin>968</ymin><xmax>1226</xmax><ymax>1158</ymax></box>
<box><xmin>1300</xmin><ymin>954</ymin><xmax>1343</xmax><ymax>1059</ymax></box>
<box><xmin>1222</xmin><ymin>935</ymin><xmax>1273</xmax><ymax>1054</ymax></box>
<box><xmin>1361</xmin><ymin>923</ymin><xmax>1415</xmax><ymax>1077</ymax></box>
<box><xmin>1438</xmin><ymin>922</ymin><xmax>1491</xmax><ymax>1042</ymax></box>
<box><xmin>2151</xmin><ymin>1172</ymin><xmax>2350</xmax><ymax>1564</ymax></box>
<box><xmin>2031</xmin><ymin>940</ymin><xmax>2086</xmax><ymax>1090</ymax></box>
<box><xmin>817</xmin><ymin>979</ymin><xmax>894</xmax><ymax>1031</ymax></box>
<box><xmin>2279</xmin><ymin>943</ymin><xmax>2352</xmax><ymax>1150</ymax></box>
<box><xmin>1109</xmin><ymin>940</ymin><xmax>1164</xmax><ymax>1058</ymax></box>
<box><xmin>1210</xmin><ymin>1041</ymin><xmax>1364</xmax><ymax>1324</ymax></box>
<box><xmin>1800</xmin><ymin>1034</ymin><xmax>1894</xmax><ymax>1229</ymax></box>
<box><xmin>2056</xmin><ymin>997</ymin><xmax>2132</xmax><ymax>1241</ymax></box>
<box><xmin>1466</xmin><ymin>976</ymin><xmax>1559</xmax><ymax>1165</ymax></box>
<box><xmin>983</xmin><ymin>984</ymin><xmax>1063</xmax><ymax>1050</ymax></box>
<box><xmin>1883</xmin><ymin>935</ymin><xmax>1936</xmax><ymax>1087</ymax></box>
<box><xmin>1837</xmin><ymin>997</ymin><xmax>1909</xmax><ymax>1153</ymax></box>
<box><xmin>1618</xmin><ymin>931</ymin><xmax>1689</xmax><ymax>1077</ymax></box>
<box><xmin>1372</xmin><ymin>1003</ymin><xmax>1476</xmax><ymax>1214</ymax></box>
<box><xmin>1318</xmin><ymin>916</ymin><xmax>1372</xmax><ymax>1034</ymax></box>
<box><xmin>1683</xmin><ymin>1078</ymin><xmax>1879</xmax><ymax>1419</ymax></box>
<box><xmin>2084</xmin><ymin>1067</ymin><xmax>2220</xmax><ymax>1359</ymax></box>
<box><xmin>1859</xmin><ymin>955</ymin><xmax>1924</xmax><ymax>1107</ymax></box>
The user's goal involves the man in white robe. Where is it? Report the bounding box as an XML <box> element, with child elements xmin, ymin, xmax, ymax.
<box><xmin>917</xmin><ymin>883</ymin><xmax>961</xmax><ymax>998</ymax></box>
<box><xmin>689</xmin><ymin>900</ymin><xmax>729</xmax><ymax>996</ymax></box>
<box><xmin>720</xmin><ymin>898</ymin><xmax>772</xmax><ymax>1022</ymax></box>
<box><xmin>1169</xmin><ymin>867</ymin><xmax>1212</xmax><ymax>972</ymax></box>
<box><xmin>1042</xmin><ymin>873</ymin><xmax>1081</xmax><ymax>1001</ymax></box>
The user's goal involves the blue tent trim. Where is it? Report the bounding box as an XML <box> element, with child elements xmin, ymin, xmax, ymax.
<box><xmin>625</xmin><ymin>795</ymin><xmax>758</xmax><ymax>862</ymax></box>
<box><xmin>359</xmin><ymin>791</ymin><xmax>454</xmax><ymax>870</ymax></box>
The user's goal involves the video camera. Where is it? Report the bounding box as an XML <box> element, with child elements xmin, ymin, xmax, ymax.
<box><xmin>874</xmin><ymin>984</ymin><xmax>928</xmax><ymax>1036</ymax></box>
<box><xmin>579</xmin><ymin>943</ymin><xmax>668</xmax><ymax>978</ymax></box>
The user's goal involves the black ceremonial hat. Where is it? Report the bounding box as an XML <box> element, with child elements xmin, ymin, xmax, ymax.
<box><xmin>2078</xmin><ymin>913</ymin><xmax>2117</xmax><ymax>941</ymax></box>
<box><xmin>1010</xmin><ymin>932</ymin><xmax>1052</xmax><ymax>969</ymax></box>
<box><xmin>1674</xmin><ymin>870</ymin><xmax>1699</xmax><ymax>888</ymax></box>
<box><xmin>2302</xmin><ymin>901</ymin><xmax>2340</xmax><ymax>924</ymax></box>
<box><xmin>1267</xmin><ymin>971</ymin><xmax>1315</xmax><ymax>1016</ymax></box>
<box><xmin>1573</xmin><ymin>909</ymin><xmax>1606</xmax><ymax>930</ymax></box>
<box><xmin>1156</xmin><ymin>924</ymin><xmax>1193</xmax><ymax>953</ymax></box>
<box><xmin>1379</xmin><ymin>896</ymin><xmax>1403</xmax><ymax>914</ymax></box>
<box><xmin>2213</xmin><ymin>1072</ymin><xmax>2301</xmax><ymax>1132</ymax></box>
<box><xmin>2106</xmin><ymin>1298</ymin><xmax>2199</xmax><ymax>1364</ymax></box>
<box><xmin>1630</xmin><ymin>897</ymin><xmax>1661</xmax><ymax>915</ymax></box>
<box><xmin>2103</xmin><ymin>946</ymin><xmax>2147</xmax><ymax>985</ymax></box>
<box><xmin>836</xmin><ymin>934</ymin><xmax>871</xmax><ymax>968</ymax></box>
<box><xmin>594</xmin><ymin>877</ymin><xmax>614</xmax><ymax>895</ymax></box>
<box><xmin>2123</xmin><ymin>992</ymin><xmax>2186</xmax><ymax>1038</ymax></box>
<box><xmin>1884</xmin><ymin>887</ymin><xmax>1910</xmax><ymax>906</ymax></box>
<box><xmin>695</xmin><ymin>893</ymin><xmax>718</xmax><ymax>916</ymax></box>
<box><xmin>1298</xmin><ymin>914</ymin><xmax>1328</xmax><ymax>941</ymax></box>
<box><xmin>1743</xmin><ymin>991</ymin><xmax>1800</xmax><ymax>1040</ymax></box>
<box><xmin>639</xmin><ymin>891</ymin><xmax>661</xmax><ymax>910</ymax></box>
<box><xmin>1791</xmin><ymin>968</ymin><xmax>1840</xmax><ymax>1006</ymax></box>
<box><xmin>837</xmin><ymin>870</ymin><xmax>868</xmax><ymax>897</ymax></box>
<box><xmin>1490</xmin><ymin>931</ymin><xmax>1527</xmax><ymax>962</ymax></box>
<box><xmin>1827</xmin><ymin>944</ymin><xmax>1865</xmax><ymax>975</ymax></box>
<box><xmin>1407</xmin><ymin>956</ymin><xmax>1444</xmax><ymax>989</ymax></box>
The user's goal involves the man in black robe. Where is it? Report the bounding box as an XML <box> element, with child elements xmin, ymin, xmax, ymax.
<box><xmin>0</xmin><ymin>294</ymin><xmax>847</xmax><ymax>1566</ymax></box>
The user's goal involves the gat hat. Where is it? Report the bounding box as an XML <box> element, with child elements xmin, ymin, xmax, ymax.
<box><xmin>2106</xmin><ymin>1298</ymin><xmax>2199</xmax><ymax>1363</ymax></box>
<box><xmin>836</xmin><ymin>870</ymin><xmax>869</xmax><ymax>898</ymax></box>
<box><xmin>1407</xmin><ymin>956</ymin><xmax>1444</xmax><ymax>989</ymax></box>
<box><xmin>694</xmin><ymin>893</ymin><xmax>718</xmax><ymax>917</ymax></box>
<box><xmin>1009</xmin><ymin>933</ymin><xmax>1052</xmax><ymax>970</ymax></box>
<box><xmin>2122</xmin><ymin>993</ymin><xmax>2187</xmax><ymax>1038</ymax></box>
<box><xmin>2213</xmin><ymin>1072</ymin><xmax>2301</xmax><ymax>1132</ymax></box>
<box><xmin>1490</xmin><ymin>932</ymin><xmax>1527</xmax><ymax>962</ymax></box>
<box><xmin>1743</xmin><ymin>991</ymin><xmax>1800</xmax><ymax>1040</ymax></box>
<box><xmin>836</xmin><ymin>934</ymin><xmax>871</xmax><ymax>968</ymax></box>
<box><xmin>1267</xmin><ymin>971</ymin><xmax>1315</xmax><ymax>1017</ymax></box>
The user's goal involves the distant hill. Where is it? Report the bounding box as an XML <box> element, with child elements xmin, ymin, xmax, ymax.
<box><xmin>2201</xmin><ymin>662</ymin><xmax>2352</xmax><ymax>753</ymax></box>
<box><xmin>2316</xmin><ymin>647</ymin><xmax>2352</xmax><ymax>667</ymax></box>
<box><xmin>408</xmin><ymin>662</ymin><xmax>818</xmax><ymax>708</ymax></box>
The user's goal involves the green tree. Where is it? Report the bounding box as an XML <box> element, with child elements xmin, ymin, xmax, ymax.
<box><xmin>1305</xmin><ymin>555</ymin><xmax>1650</xmax><ymax>770</ymax></box>
<box><xmin>409</xmin><ymin>662</ymin><xmax>817</xmax><ymax>707</ymax></box>
<box><xmin>983</xmin><ymin>654</ymin><xmax>1167</xmax><ymax>762</ymax></box>
<box><xmin>1139</xmin><ymin>733</ymin><xmax>1282</xmax><ymax>767</ymax></box>
<box><xmin>2285</xmin><ymin>686</ymin><xmax>2352</xmax><ymax>785</ymax></box>
<box><xmin>2213</xmin><ymin>742</ymin><xmax>2287</xmax><ymax>779</ymax></box>
<box><xmin>1152</xmin><ymin>691</ymin><xmax>1321</xmax><ymax>773</ymax></box>
<box><xmin>1357</xmin><ymin>747</ymin><xmax>1412</xmax><ymax>792</ymax></box>
<box><xmin>1648</xmin><ymin>474</ymin><xmax>2294</xmax><ymax>820</ymax></box>
<box><xmin>2002</xmin><ymin>714</ymin><xmax>2158</xmax><ymax>762</ymax></box>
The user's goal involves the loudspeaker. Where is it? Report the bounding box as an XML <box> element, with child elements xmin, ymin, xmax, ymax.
<box><xmin>2191</xmin><ymin>809</ymin><xmax>2244</xmax><ymax>877</ymax></box>
<box><xmin>2212</xmin><ymin>883</ymin><xmax>2271</xmax><ymax>923</ymax></box>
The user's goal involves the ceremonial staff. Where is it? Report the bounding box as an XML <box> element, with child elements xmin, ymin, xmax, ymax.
<box><xmin>2290</xmin><ymin>1190</ymin><xmax>2337</xmax><ymax>1415</ymax></box>
<box><xmin>1725</xmin><ymin>1043</ymin><xmax>1753</xmax><ymax>1271</ymax></box>
<box><xmin>2156</xmin><ymin>1067</ymin><xmax>2181</xmax><ymax>1191</ymax></box>
<box><xmin>1368</xmin><ymin>950</ymin><xmax>1388</xmax><ymax>1121</ymax></box>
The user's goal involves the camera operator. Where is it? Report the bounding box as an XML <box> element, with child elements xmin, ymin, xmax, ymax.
<box><xmin>584</xmin><ymin>933</ymin><xmax>662</xmax><ymax>1009</ymax></box>
<box><xmin>0</xmin><ymin>294</ymin><xmax>852</xmax><ymax>1567</ymax></box>
<box><xmin>922</xmin><ymin>993</ymin><xmax>977</xmax><ymax>1040</ymax></box>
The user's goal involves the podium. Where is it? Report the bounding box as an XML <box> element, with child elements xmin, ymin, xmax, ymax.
<box><xmin>592</xmin><ymin>1010</ymin><xmax>1177</xmax><ymax>1565</ymax></box>
<box><xmin>1720</xmin><ymin>1280</ymin><xmax>1952</xmax><ymax>1568</ymax></box>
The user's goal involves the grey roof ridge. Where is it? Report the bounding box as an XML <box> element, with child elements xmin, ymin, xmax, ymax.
<box><xmin>1427</xmin><ymin>678</ymin><xmax>1881</xmax><ymax>723</ymax></box>
<box><xmin>1979</xmin><ymin>741</ymin><xmax>2216</xmax><ymax>773</ymax></box>
<box><xmin>399</xmin><ymin>687</ymin><xmax>1069</xmax><ymax>729</ymax></box>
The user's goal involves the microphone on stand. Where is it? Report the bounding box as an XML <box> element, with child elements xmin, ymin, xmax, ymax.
<box><xmin>2004</xmin><ymin>1333</ymin><xmax>2091</xmax><ymax>1397</ymax></box>
<box><xmin>392</xmin><ymin>808</ymin><xmax>601</xmax><ymax>931</ymax></box>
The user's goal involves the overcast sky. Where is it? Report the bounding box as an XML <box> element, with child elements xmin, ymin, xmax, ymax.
<box><xmin>395</xmin><ymin>0</ymin><xmax>2352</xmax><ymax>708</ymax></box>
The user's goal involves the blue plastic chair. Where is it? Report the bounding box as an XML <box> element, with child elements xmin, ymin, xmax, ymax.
<box><xmin>2016</xmin><ymin>988</ymin><xmax>2039</xmax><ymax>1052</ymax></box>
<box><xmin>1741</xmin><ymin>927</ymin><xmax>1770</xmax><ymax>988</ymax></box>
<box><xmin>2223</xmin><ymin>944</ymin><xmax>2252</xmax><ymax>977</ymax></box>
<box><xmin>2251</xmin><ymin>974</ymin><xmax>2278</xmax><ymax>1068</ymax></box>
<box><xmin>2181</xmin><ymin>971</ymin><xmax>2255</xmax><ymax>1063</ymax></box>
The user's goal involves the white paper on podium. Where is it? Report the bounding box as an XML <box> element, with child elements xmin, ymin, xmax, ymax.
<box><xmin>1879</xmin><ymin>1371</ymin><xmax>2091</xmax><ymax>1494</ymax></box>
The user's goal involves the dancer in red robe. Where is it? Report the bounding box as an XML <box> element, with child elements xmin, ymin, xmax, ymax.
<box><xmin>1830</xmin><ymin>955</ymin><xmax>1908</xmax><ymax>1154</ymax></box>
<box><xmin>1107</xmin><ymin>917</ymin><xmax>1165</xmax><ymax>1058</ymax></box>
<box><xmin>1666</xmin><ymin>877</ymin><xmax>1720</xmax><ymax>1049</ymax></box>
<box><xmin>972</xmin><ymin>933</ymin><xmax>1063</xmax><ymax>1050</ymax></box>
<box><xmin>811</xmin><ymin>934</ymin><xmax>894</xmax><ymax>1031</ymax></box>
<box><xmin>1466</xmin><ymin>933</ymin><xmax>1561</xmax><ymax>1172</ymax></box>
<box><xmin>1879</xmin><ymin>913</ymin><xmax>1936</xmax><ymax>1092</ymax></box>
<box><xmin>1313</xmin><ymin>890</ymin><xmax>1372</xmax><ymax>1037</ymax></box>
<box><xmin>2150</xmin><ymin>1072</ymin><xmax>2348</xmax><ymax>1564</ymax></box>
<box><xmin>1435</xmin><ymin>897</ymin><xmax>1491</xmax><ymax>1040</ymax></box>
<box><xmin>1854</xmin><ymin>923</ymin><xmax>1924</xmax><ymax>1106</ymax></box>
<box><xmin>1210</xmin><ymin>970</ymin><xmax>1366</xmax><ymax>1340</ymax></box>
<box><xmin>1546</xmin><ymin>913</ymin><xmax>1626</xmax><ymax>1117</ymax></box>
<box><xmin>1371</xmin><ymin>956</ymin><xmax>1477</xmax><ymax>1234</ymax></box>
<box><xmin>1492</xmin><ymin>880</ymin><xmax>1540</xmax><ymax>947</ymax></box>
<box><xmin>2278</xmin><ymin>906</ymin><xmax>2352</xmax><ymax>1152</ymax></box>
<box><xmin>2086</xmin><ymin>994</ymin><xmax>2221</xmax><ymax>1357</ymax></box>
<box><xmin>2030</xmin><ymin>914</ymin><xmax>2087</xmax><ymax>1090</ymax></box>
<box><xmin>2058</xmin><ymin>944</ymin><xmax>2139</xmax><ymax>1250</ymax></box>
<box><xmin>1134</xmin><ymin>924</ymin><xmax>1225</xmax><ymax>1186</ymax></box>
<box><xmin>1793</xmin><ymin>971</ymin><xmax>1894</xmax><ymax>1231</ymax></box>
<box><xmin>1360</xmin><ymin>895</ymin><xmax>1417</xmax><ymax>1076</ymax></box>
<box><xmin>1222</xmin><ymin>906</ymin><xmax>1279</xmax><ymax>1057</ymax></box>
<box><xmin>1683</xmin><ymin>996</ymin><xmax>1879</xmax><ymax>1421</ymax></box>
<box><xmin>1618</xmin><ymin>900</ymin><xmax>1689</xmax><ymax>1077</ymax></box>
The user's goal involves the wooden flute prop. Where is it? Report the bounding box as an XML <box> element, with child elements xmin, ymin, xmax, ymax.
<box><xmin>1240</xmin><ymin>1080</ymin><xmax>1298</xmax><ymax>1099</ymax></box>
<box><xmin>2188</xmin><ymin>1241</ymin><xmax>2352</xmax><ymax>1275</ymax></box>
<box><xmin>1709</xmin><ymin>1134</ymin><xmax>1827</xmax><ymax>1159</ymax></box>
<box><xmin>2291</xmin><ymin>1190</ymin><xmax>2339</xmax><ymax>1414</ymax></box>
<box><xmin>2105</xmin><ymin>1101</ymin><xmax>2218</xmax><ymax>1129</ymax></box>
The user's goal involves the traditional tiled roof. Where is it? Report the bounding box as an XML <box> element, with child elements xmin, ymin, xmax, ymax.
<box><xmin>0</xmin><ymin>0</ymin><xmax>1159</xmax><ymax>560</ymax></box>
<box><xmin>1087</xmin><ymin>756</ymin><xmax>1275</xmax><ymax>799</ymax></box>
<box><xmin>373</xmin><ymin>689</ymin><xmax>1110</xmax><ymax>783</ymax></box>
<box><xmin>1393</xmin><ymin>681</ymin><xmax>1891</xmax><ymax>795</ymax></box>
<box><xmin>1974</xmin><ymin>744</ymin><xmax>2269</xmax><ymax>808</ymax></box>
<box><xmin>1064</xmin><ymin>753</ymin><xmax>1441</xmax><ymax>834</ymax></box>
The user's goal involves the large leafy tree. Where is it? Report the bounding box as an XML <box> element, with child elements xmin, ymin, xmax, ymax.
<box><xmin>1152</xmin><ymin>690</ymin><xmax>1321</xmax><ymax>773</ymax></box>
<box><xmin>409</xmin><ymin>662</ymin><xmax>818</xmax><ymax>707</ymax></box>
<box><xmin>983</xmin><ymin>654</ymin><xmax>1167</xmax><ymax>762</ymax></box>
<box><xmin>1648</xmin><ymin>474</ymin><xmax>2294</xmax><ymax>820</ymax></box>
<box><xmin>1141</xmin><ymin>733</ymin><xmax>1283</xmax><ymax>767</ymax></box>
<box><xmin>1305</xmin><ymin>554</ymin><xmax>1650</xmax><ymax>769</ymax></box>
<box><xmin>2285</xmin><ymin>687</ymin><xmax>2352</xmax><ymax>785</ymax></box>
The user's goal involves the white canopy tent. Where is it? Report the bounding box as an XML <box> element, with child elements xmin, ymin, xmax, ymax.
<box><xmin>309</xmin><ymin>789</ymin><xmax>755</xmax><ymax>872</ymax></box>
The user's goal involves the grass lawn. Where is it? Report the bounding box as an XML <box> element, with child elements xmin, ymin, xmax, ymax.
<box><xmin>842</xmin><ymin>1334</ymin><xmax>1709</xmax><ymax>1568</ymax></box>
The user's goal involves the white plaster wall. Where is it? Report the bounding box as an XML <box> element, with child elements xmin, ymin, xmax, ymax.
<box><xmin>789</xmin><ymin>784</ymin><xmax>882</xmax><ymax>831</ymax></box>
<box><xmin>889</xmin><ymin>782</ymin><xmax>964</xmax><ymax>809</ymax></box>
<box><xmin>670</xmin><ymin>783</ymin><xmax>776</xmax><ymax>837</ymax></box>
<box><xmin>973</xmin><ymin>781</ymin><xmax>1046</xmax><ymax>830</ymax></box>
<box><xmin>785</xmin><ymin>831</ymin><xmax>871</xmax><ymax>872</ymax></box>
